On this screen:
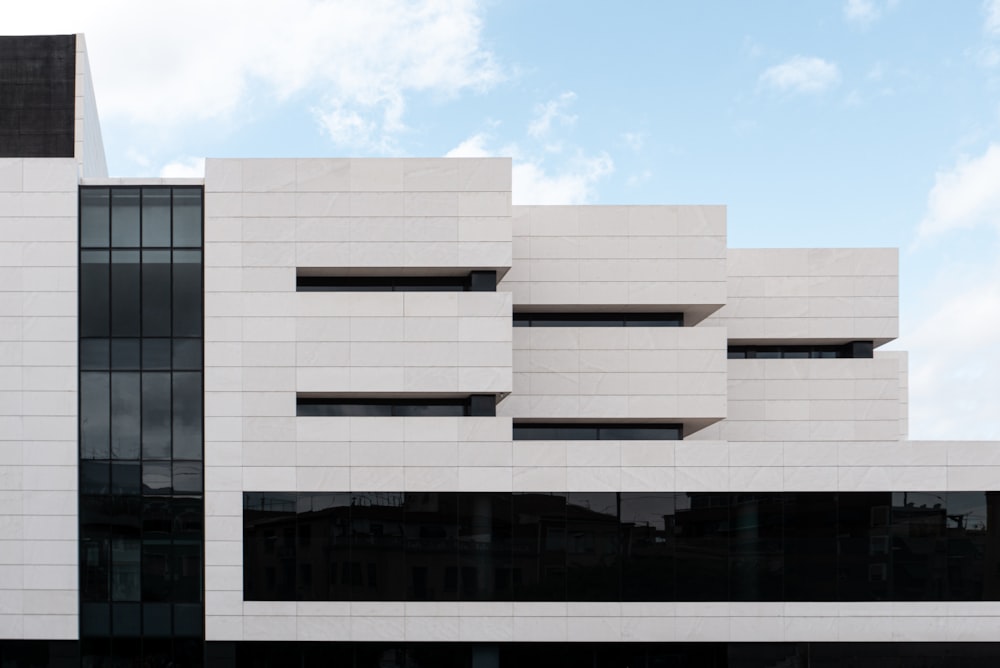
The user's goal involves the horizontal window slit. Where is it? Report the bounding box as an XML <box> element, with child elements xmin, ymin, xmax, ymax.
<box><xmin>512</xmin><ymin>422</ymin><xmax>682</xmax><ymax>440</ymax></box>
<box><xmin>297</xmin><ymin>395</ymin><xmax>496</xmax><ymax>417</ymax></box>
<box><xmin>513</xmin><ymin>312</ymin><xmax>683</xmax><ymax>327</ymax></box>
<box><xmin>297</xmin><ymin>271</ymin><xmax>496</xmax><ymax>292</ymax></box>
<box><xmin>728</xmin><ymin>341</ymin><xmax>874</xmax><ymax>359</ymax></box>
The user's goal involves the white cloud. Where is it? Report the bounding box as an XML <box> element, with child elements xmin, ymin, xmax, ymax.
<box><xmin>528</xmin><ymin>92</ymin><xmax>577</xmax><ymax>139</ymax></box>
<box><xmin>987</xmin><ymin>0</ymin><xmax>1000</xmax><ymax>36</ymax></box>
<box><xmin>844</xmin><ymin>0</ymin><xmax>899</xmax><ymax>26</ymax></box>
<box><xmin>917</xmin><ymin>143</ymin><xmax>1000</xmax><ymax>239</ymax></box>
<box><xmin>759</xmin><ymin>56</ymin><xmax>841</xmax><ymax>94</ymax></box>
<box><xmin>844</xmin><ymin>0</ymin><xmax>880</xmax><ymax>25</ymax></box>
<box><xmin>159</xmin><ymin>157</ymin><xmax>205</xmax><ymax>178</ymax></box>
<box><xmin>445</xmin><ymin>133</ymin><xmax>493</xmax><ymax>158</ymax></box>
<box><xmin>512</xmin><ymin>153</ymin><xmax>613</xmax><ymax>205</ymax></box>
<box><xmin>621</xmin><ymin>132</ymin><xmax>645</xmax><ymax>152</ymax></box>
<box><xmin>6</xmin><ymin>0</ymin><xmax>502</xmax><ymax>149</ymax></box>
<box><xmin>626</xmin><ymin>170</ymin><xmax>652</xmax><ymax>188</ymax></box>
<box><xmin>902</xmin><ymin>255</ymin><xmax>1000</xmax><ymax>440</ymax></box>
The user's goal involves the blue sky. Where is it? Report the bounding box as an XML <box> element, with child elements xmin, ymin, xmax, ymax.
<box><xmin>10</xmin><ymin>0</ymin><xmax>1000</xmax><ymax>439</ymax></box>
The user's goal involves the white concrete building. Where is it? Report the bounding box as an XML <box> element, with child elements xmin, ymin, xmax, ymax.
<box><xmin>0</xmin><ymin>33</ymin><xmax>999</xmax><ymax>668</ymax></box>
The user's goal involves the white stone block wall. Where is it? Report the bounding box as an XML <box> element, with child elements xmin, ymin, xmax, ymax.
<box><xmin>706</xmin><ymin>248</ymin><xmax>898</xmax><ymax>344</ymax></box>
<box><xmin>689</xmin><ymin>357</ymin><xmax>901</xmax><ymax>442</ymax></box>
<box><xmin>502</xmin><ymin>205</ymin><xmax>726</xmax><ymax>323</ymax></box>
<box><xmin>74</xmin><ymin>34</ymin><xmax>107</xmax><ymax>179</ymax></box>
<box><xmin>0</xmin><ymin>158</ymin><xmax>79</xmax><ymax>640</ymax></box>
<box><xmin>501</xmin><ymin>325</ymin><xmax>726</xmax><ymax>430</ymax></box>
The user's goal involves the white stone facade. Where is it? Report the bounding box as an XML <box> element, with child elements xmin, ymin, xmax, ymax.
<box><xmin>2</xmin><ymin>35</ymin><xmax>1000</xmax><ymax>656</ymax></box>
<box><xmin>188</xmin><ymin>157</ymin><xmax>1000</xmax><ymax>643</ymax></box>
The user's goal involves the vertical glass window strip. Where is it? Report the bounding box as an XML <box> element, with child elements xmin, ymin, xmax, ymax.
<box><xmin>79</xmin><ymin>186</ymin><xmax>204</xmax><ymax>665</ymax></box>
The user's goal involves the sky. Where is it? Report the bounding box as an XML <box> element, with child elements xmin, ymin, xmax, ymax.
<box><xmin>8</xmin><ymin>0</ymin><xmax>1000</xmax><ymax>440</ymax></box>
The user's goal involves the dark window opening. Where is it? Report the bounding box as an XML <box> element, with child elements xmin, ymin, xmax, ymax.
<box><xmin>297</xmin><ymin>395</ymin><xmax>496</xmax><ymax>417</ymax></box>
<box><xmin>728</xmin><ymin>341</ymin><xmax>875</xmax><ymax>359</ymax></box>
<box><xmin>512</xmin><ymin>423</ymin><xmax>682</xmax><ymax>440</ymax></box>
<box><xmin>514</xmin><ymin>312</ymin><xmax>683</xmax><ymax>327</ymax></box>
<box><xmin>297</xmin><ymin>270</ymin><xmax>497</xmax><ymax>292</ymax></box>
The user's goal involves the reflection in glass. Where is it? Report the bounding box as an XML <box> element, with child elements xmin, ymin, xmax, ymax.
<box><xmin>111</xmin><ymin>251</ymin><xmax>140</xmax><ymax>337</ymax></box>
<box><xmin>80</xmin><ymin>251</ymin><xmax>110</xmax><ymax>338</ymax></box>
<box><xmin>111</xmin><ymin>373</ymin><xmax>140</xmax><ymax>459</ymax></box>
<box><xmin>111</xmin><ymin>189</ymin><xmax>140</xmax><ymax>247</ymax></box>
<box><xmin>141</xmin><ymin>189</ymin><xmax>171</xmax><ymax>247</ymax></box>
<box><xmin>172</xmin><ymin>250</ymin><xmax>202</xmax><ymax>337</ymax></box>
<box><xmin>141</xmin><ymin>250</ymin><xmax>171</xmax><ymax>337</ymax></box>
<box><xmin>172</xmin><ymin>189</ymin><xmax>202</xmax><ymax>247</ymax></box>
<box><xmin>81</xmin><ymin>188</ymin><xmax>110</xmax><ymax>247</ymax></box>
<box><xmin>172</xmin><ymin>372</ymin><xmax>202</xmax><ymax>460</ymax></box>
<box><xmin>80</xmin><ymin>372</ymin><xmax>110</xmax><ymax>459</ymax></box>
<box><xmin>141</xmin><ymin>373</ymin><xmax>171</xmax><ymax>460</ymax></box>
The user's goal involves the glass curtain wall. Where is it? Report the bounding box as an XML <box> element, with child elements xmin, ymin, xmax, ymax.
<box><xmin>78</xmin><ymin>187</ymin><xmax>204</xmax><ymax>667</ymax></box>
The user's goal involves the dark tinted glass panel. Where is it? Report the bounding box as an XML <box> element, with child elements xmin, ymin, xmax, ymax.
<box><xmin>142</xmin><ymin>462</ymin><xmax>172</xmax><ymax>496</ymax></box>
<box><xmin>81</xmin><ymin>603</ymin><xmax>110</xmax><ymax>636</ymax></box>
<box><xmin>297</xmin><ymin>401</ymin><xmax>392</xmax><ymax>417</ymax></box>
<box><xmin>172</xmin><ymin>250</ymin><xmax>202</xmax><ymax>337</ymax></box>
<box><xmin>143</xmin><ymin>602</ymin><xmax>171</xmax><ymax>636</ymax></box>
<box><xmin>142</xmin><ymin>338</ymin><xmax>172</xmax><ymax>370</ymax></box>
<box><xmin>468</xmin><ymin>394</ymin><xmax>496</xmax><ymax>417</ymax></box>
<box><xmin>405</xmin><ymin>492</ymin><xmax>458</xmax><ymax>601</ymax></box>
<box><xmin>80</xmin><ymin>251</ymin><xmax>109</xmax><ymax>337</ymax></box>
<box><xmin>566</xmin><ymin>493</ymin><xmax>619</xmax><ymax>601</ymax></box>
<box><xmin>174</xmin><ymin>603</ymin><xmax>203</xmax><ymax>636</ymax></box>
<box><xmin>110</xmin><ymin>373</ymin><xmax>140</xmax><ymax>459</ymax></box>
<box><xmin>110</xmin><ymin>461</ymin><xmax>140</xmax><ymax>496</ymax></box>
<box><xmin>173</xmin><ymin>338</ymin><xmax>202</xmax><ymax>369</ymax></box>
<box><xmin>394</xmin><ymin>403</ymin><xmax>465</xmax><ymax>416</ymax></box>
<box><xmin>110</xmin><ymin>250</ymin><xmax>140</xmax><ymax>336</ymax></box>
<box><xmin>513</xmin><ymin>423</ymin><xmax>682</xmax><ymax>440</ymax></box>
<box><xmin>110</xmin><ymin>189</ymin><xmax>140</xmax><ymax>247</ymax></box>
<box><xmin>141</xmin><ymin>250</ymin><xmax>171</xmax><ymax>337</ymax></box>
<box><xmin>142</xmin><ymin>372</ymin><xmax>171</xmax><ymax>460</ymax></box>
<box><xmin>728</xmin><ymin>342</ymin><xmax>876</xmax><ymax>359</ymax></box>
<box><xmin>173</xmin><ymin>498</ymin><xmax>203</xmax><ymax>602</ymax></box>
<box><xmin>621</xmin><ymin>492</ymin><xmax>675</xmax><ymax>601</ymax></box>
<box><xmin>80</xmin><ymin>372</ymin><xmax>110</xmax><ymax>459</ymax></box>
<box><xmin>111</xmin><ymin>602</ymin><xmax>140</xmax><ymax>634</ymax></box>
<box><xmin>600</xmin><ymin>425</ymin><xmax>681</xmax><ymax>440</ymax></box>
<box><xmin>141</xmin><ymin>189</ymin><xmax>171</xmax><ymax>247</ymax></box>
<box><xmin>837</xmin><ymin>492</ymin><xmax>892</xmax><ymax>601</ymax></box>
<box><xmin>172</xmin><ymin>188</ymin><xmax>202</xmax><ymax>247</ymax></box>
<box><xmin>784</xmin><ymin>493</ymin><xmax>837</xmax><ymax>601</ymax></box>
<box><xmin>351</xmin><ymin>492</ymin><xmax>405</xmax><ymax>601</ymax></box>
<box><xmin>173</xmin><ymin>461</ymin><xmax>202</xmax><ymax>495</ymax></box>
<box><xmin>172</xmin><ymin>372</ymin><xmax>202</xmax><ymax>460</ymax></box>
<box><xmin>514</xmin><ymin>312</ymin><xmax>683</xmax><ymax>327</ymax></box>
<box><xmin>110</xmin><ymin>338</ymin><xmax>140</xmax><ymax>369</ymax></box>
<box><xmin>80</xmin><ymin>338</ymin><xmax>110</xmax><ymax>370</ymax></box>
<box><xmin>244</xmin><ymin>493</ymin><xmax>297</xmax><ymax>600</ymax></box>
<box><xmin>675</xmin><ymin>493</ymin><xmax>729</xmax><ymax>600</ymax></box>
<box><xmin>729</xmin><ymin>494</ymin><xmax>784</xmax><ymax>601</ymax></box>
<box><xmin>142</xmin><ymin>498</ymin><xmax>172</xmax><ymax>601</ymax></box>
<box><xmin>947</xmin><ymin>492</ymin><xmax>991</xmax><ymax>601</ymax></box>
<box><xmin>468</xmin><ymin>270</ymin><xmax>497</xmax><ymax>292</ymax></box>
<box><xmin>512</xmin><ymin>493</ymin><xmax>566</xmax><ymax>601</ymax></box>
<box><xmin>458</xmin><ymin>493</ymin><xmax>512</xmax><ymax>601</ymax></box>
<box><xmin>512</xmin><ymin>424</ymin><xmax>597</xmax><ymax>440</ymax></box>
<box><xmin>80</xmin><ymin>497</ymin><xmax>111</xmax><ymax>602</ymax></box>
<box><xmin>80</xmin><ymin>461</ymin><xmax>110</xmax><ymax>496</ymax></box>
<box><xmin>80</xmin><ymin>188</ymin><xmax>110</xmax><ymax>247</ymax></box>
<box><xmin>110</xmin><ymin>535</ymin><xmax>141</xmax><ymax>601</ymax></box>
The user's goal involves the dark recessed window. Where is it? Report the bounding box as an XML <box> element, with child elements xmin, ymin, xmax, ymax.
<box><xmin>512</xmin><ymin>423</ymin><xmax>682</xmax><ymax>440</ymax></box>
<box><xmin>728</xmin><ymin>341</ymin><xmax>875</xmax><ymax>359</ymax></box>
<box><xmin>296</xmin><ymin>270</ymin><xmax>497</xmax><ymax>292</ymax></box>
<box><xmin>513</xmin><ymin>313</ymin><xmax>683</xmax><ymax>327</ymax></box>
<box><xmin>297</xmin><ymin>395</ymin><xmax>496</xmax><ymax>417</ymax></box>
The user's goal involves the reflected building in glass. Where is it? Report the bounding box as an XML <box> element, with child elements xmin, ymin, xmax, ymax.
<box><xmin>2</xmin><ymin>32</ymin><xmax>1000</xmax><ymax>668</ymax></box>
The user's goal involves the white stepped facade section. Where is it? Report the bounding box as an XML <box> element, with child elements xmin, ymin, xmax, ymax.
<box><xmin>199</xmin><ymin>158</ymin><xmax>1000</xmax><ymax>644</ymax></box>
